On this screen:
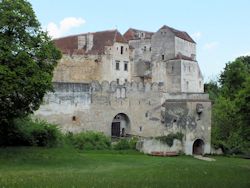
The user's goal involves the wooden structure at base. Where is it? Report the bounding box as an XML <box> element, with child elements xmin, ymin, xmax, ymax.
<box><xmin>150</xmin><ymin>151</ymin><xmax>178</xmax><ymax>157</ymax></box>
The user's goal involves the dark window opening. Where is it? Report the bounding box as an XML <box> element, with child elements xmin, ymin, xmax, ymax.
<box><xmin>144</xmin><ymin>46</ymin><xmax>146</xmax><ymax>51</ymax></box>
<box><xmin>125</xmin><ymin>79</ymin><xmax>128</xmax><ymax>83</ymax></box>
<box><xmin>139</xmin><ymin>126</ymin><xmax>142</xmax><ymax>132</ymax></box>
<box><xmin>172</xmin><ymin>66</ymin><xmax>174</xmax><ymax>72</ymax></box>
<box><xmin>117</xmin><ymin>79</ymin><xmax>119</xmax><ymax>84</ymax></box>
<box><xmin>121</xmin><ymin>46</ymin><xmax>123</xmax><ymax>54</ymax></box>
<box><xmin>116</xmin><ymin>61</ymin><xmax>120</xmax><ymax>70</ymax></box>
<box><xmin>72</xmin><ymin>116</ymin><xmax>76</xmax><ymax>121</ymax></box>
<box><xmin>149</xmin><ymin>47</ymin><xmax>151</xmax><ymax>51</ymax></box>
<box><xmin>162</xmin><ymin>55</ymin><xmax>165</xmax><ymax>60</ymax></box>
<box><xmin>124</xmin><ymin>62</ymin><xmax>128</xmax><ymax>71</ymax></box>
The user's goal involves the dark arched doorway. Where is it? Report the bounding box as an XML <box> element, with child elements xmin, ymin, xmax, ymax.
<box><xmin>193</xmin><ymin>139</ymin><xmax>205</xmax><ymax>155</ymax></box>
<box><xmin>111</xmin><ymin>113</ymin><xmax>130</xmax><ymax>137</ymax></box>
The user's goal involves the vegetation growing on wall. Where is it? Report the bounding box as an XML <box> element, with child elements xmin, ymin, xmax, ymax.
<box><xmin>205</xmin><ymin>56</ymin><xmax>250</xmax><ymax>154</ymax></box>
<box><xmin>155</xmin><ymin>132</ymin><xmax>184</xmax><ymax>147</ymax></box>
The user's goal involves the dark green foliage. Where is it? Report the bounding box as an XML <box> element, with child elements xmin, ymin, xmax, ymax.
<box><xmin>70</xmin><ymin>131</ymin><xmax>111</xmax><ymax>150</ymax></box>
<box><xmin>204</xmin><ymin>80</ymin><xmax>220</xmax><ymax>103</ymax></box>
<box><xmin>219</xmin><ymin>56</ymin><xmax>250</xmax><ymax>100</ymax></box>
<box><xmin>206</xmin><ymin>56</ymin><xmax>250</xmax><ymax>154</ymax></box>
<box><xmin>113</xmin><ymin>137</ymin><xmax>138</xmax><ymax>150</ymax></box>
<box><xmin>0</xmin><ymin>0</ymin><xmax>61</xmax><ymax>126</ymax></box>
<box><xmin>0</xmin><ymin>117</ymin><xmax>62</xmax><ymax>147</ymax></box>
<box><xmin>156</xmin><ymin>132</ymin><xmax>184</xmax><ymax>147</ymax></box>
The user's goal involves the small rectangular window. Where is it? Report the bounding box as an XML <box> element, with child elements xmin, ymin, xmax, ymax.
<box><xmin>124</xmin><ymin>61</ymin><xmax>128</xmax><ymax>71</ymax></box>
<box><xmin>125</xmin><ymin>79</ymin><xmax>127</xmax><ymax>83</ymax></box>
<box><xmin>117</xmin><ymin>79</ymin><xmax>119</xmax><ymax>84</ymax></box>
<box><xmin>162</xmin><ymin>55</ymin><xmax>164</xmax><ymax>60</ymax></box>
<box><xmin>121</xmin><ymin>46</ymin><xmax>123</xmax><ymax>54</ymax></box>
<box><xmin>144</xmin><ymin>46</ymin><xmax>146</xmax><ymax>51</ymax></box>
<box><xmin>115</xmin><ymin>61</ymin><xmax>120</xmax><ymax>70</ymax></box>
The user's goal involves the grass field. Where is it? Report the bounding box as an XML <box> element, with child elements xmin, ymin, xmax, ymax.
<box><xmin>0</xmin><ymin>147</ymin><xmax>249</xmax><ymax>188</ymax></box>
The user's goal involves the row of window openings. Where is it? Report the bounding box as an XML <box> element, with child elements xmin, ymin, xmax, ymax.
<box><xmin>116</xmin><ymin>61</ymin><xmax>128</xmax><ymax>71</ymax></box>
<box><xmin>116</xmin><ymin>78</ymin><xmax>127</xmax><ymax>85</ymax></box>
<box><xmin>167</xmin><ymin>65</ymin><xmax>193</xmax><ymax>73</ymax></box>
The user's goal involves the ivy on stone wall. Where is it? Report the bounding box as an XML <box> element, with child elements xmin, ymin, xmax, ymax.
<box><xmin>155</xmin><ymin>132</ymin><xmax>184</xmax><ymax>147</ymax></box>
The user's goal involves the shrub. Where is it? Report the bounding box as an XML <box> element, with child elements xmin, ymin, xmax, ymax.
<box><xmin>71</xmin><ymin>131</ymin><xmax>111</xmax><ymax>150</ymax></box>
<box><xmin>0</xmin><ymin>117</ymin><xmax>62</xmax><ymax>147</ymax></box>
<box><xmin>113</xmin><ymin>137</ymin><xmax>138</xmax><ymax>150</ymax></box>
<box><xmin>155</xmin><ymin>132</ymin><xmax>184</xmax><ymax>147</ymax></box>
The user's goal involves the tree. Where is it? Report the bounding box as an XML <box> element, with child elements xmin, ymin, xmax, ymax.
<box><xmin>0</xmin><ymin>0</ymin><xmax>61</xmax><ymax>126</ymax></box>
<box><xmin>204</xmin><ymin>80</ymin><xmax>220</xmax><ymax>103</ymax></box>
<box><xmin>219</xmin><ymin>56</ymin><xmax>250</xmax><ymax>99</ymax></box>
<box><xmin>208</xmin><ymin>56</ymin><xmax>250</xmax><ymax>154</ymax></box>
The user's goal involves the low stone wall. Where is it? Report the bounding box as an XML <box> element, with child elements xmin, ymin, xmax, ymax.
<box><xmin>137</xmin><ymin>138</ymin><xmax>183</xmax><ymax>154</ymax></box>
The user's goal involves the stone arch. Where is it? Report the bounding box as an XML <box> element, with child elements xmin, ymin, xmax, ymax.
<box><xmin>111</xmin><ymin>113</ymin><xmax>130</xmax><ymax>137</ymax></box>
<box><xmin>192</xmin><ymin>139</ymin><xmax>205</xmax><ymax>155</ymax></box>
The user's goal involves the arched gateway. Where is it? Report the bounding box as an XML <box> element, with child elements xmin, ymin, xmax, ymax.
<box><xmin>111</xmin><ymin>113</ymin><xmax>130</xmax><ymax>137</ymax></box>
<box><xmin>192</xmin><ymin>139</ymin><xmax>205</xmax><ymax>155</ymax></box>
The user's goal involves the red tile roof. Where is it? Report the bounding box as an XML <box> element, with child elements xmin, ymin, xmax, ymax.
<box><xmin>160</xmin><ymin>25</ymin><xmax>196</xmax><ymax>43</ymax></box>
<box><xmin>53</xmin><ymin>30</ymin><xmax>127</xmax><ymax>55</ymax></box>
<box><xmin>123</xmin><ymin>28</ymin><xmax>154</xmax><ymax>40</ymax></box>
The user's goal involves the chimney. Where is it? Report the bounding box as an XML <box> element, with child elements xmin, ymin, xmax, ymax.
<box><xmin>78</xmin><ymin>35</ymin><xmax>86</xmax><ymax>49</ymax></box>
<box><xmin>86</xmin><ymin>33</ymin><xmax>93</xmax><ymax>52</ymax></box>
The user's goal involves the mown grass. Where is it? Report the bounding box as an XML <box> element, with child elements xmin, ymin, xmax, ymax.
<box><xmin>0</xmin><ymin>147</ymin><xmax>249</xmax><ymax>188</ymax></box>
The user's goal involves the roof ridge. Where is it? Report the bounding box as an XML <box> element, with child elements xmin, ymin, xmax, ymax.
<box><xmin>53</xmin><ymin>29</ymin><xmax>118</xmax><ymax>40</ymax></box>
<box><xmin>128</xmin><ymin>28</ymin><xmax>154</xmax><ymax>33</ymax></box>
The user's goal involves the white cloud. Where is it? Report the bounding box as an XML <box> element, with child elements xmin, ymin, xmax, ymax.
<box><xmin>203</xmin><ymin>41</ymin><xmax>219</xmax><ymax>50</ymax></box>
<box><xmin>46</xmin><ymin>17</ymin><xmax>86</xmax><ymax>38</ymax></box>
<box><xmin>191</xmin><ymin>32</ymin><xmax>202</xmax><ymax>41</ymax></box>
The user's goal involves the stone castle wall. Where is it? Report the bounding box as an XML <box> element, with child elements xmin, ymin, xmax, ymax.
<box><xmin>35</xmin><ymin>81</ymin><xmax>211</xmax><ymax>154</ymax></box>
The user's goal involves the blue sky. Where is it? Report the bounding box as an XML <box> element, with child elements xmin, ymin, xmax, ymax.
<box><xmin>29</xmin><ymin>0</ymin><xmax>250</xmax><ymax>81</ymax></box>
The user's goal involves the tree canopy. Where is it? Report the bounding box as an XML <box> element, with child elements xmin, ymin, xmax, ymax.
<box><xmin>206</xmin><ymin>56</ymin><xmax>250</xmax><ymax>154</ymax></box>
<box><xmin>0</xmin><ymin>0</ymin><xmax>61</xmax><ymax>125</ymax></box>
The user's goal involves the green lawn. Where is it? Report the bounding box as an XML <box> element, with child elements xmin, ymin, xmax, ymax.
<box><xmin>0</xmin><ymin>147</ymin><xmax>249</xmax><ymax>188</ymax></box>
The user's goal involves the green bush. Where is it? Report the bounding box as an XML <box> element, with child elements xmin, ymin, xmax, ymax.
<box><xmin>70</xmin><ymin>131</ymin><xmax>111</xmax><ymax>150</ymax></box>
<box><xmin>0</xmin><ymin>117</ymin><xmax>62</xmax><ymax>147</ymax></box>
<box><xmin>155</xmin><ymin>132</ymin><xmax>184</xmax><ymax>147</ymax></box>
<box><xmin>113</xmin><ymin>137</ymin><xmax>138</xmax><ymax>150</ymax></box>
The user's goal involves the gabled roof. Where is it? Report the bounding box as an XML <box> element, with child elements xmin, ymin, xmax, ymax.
<box><xmin>53</xmin><ymin>30</ymin><xmax>127</xmax><ymax>55</ymax></box>
<box><xmin>123</xmin><ymin>28</ymin><xmax>154</xmax><ymax>40</ymax></box>
<box><xmin>159</xmin><ymin>25</ymin><xmax>196</xmax><ymax>44</ymax></box>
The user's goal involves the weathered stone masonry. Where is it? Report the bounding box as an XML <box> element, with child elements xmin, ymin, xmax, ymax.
<box><xmin>35</xmin><ymin>25</ymin><xmax>211</xmax><ymax>155</ymax></box>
